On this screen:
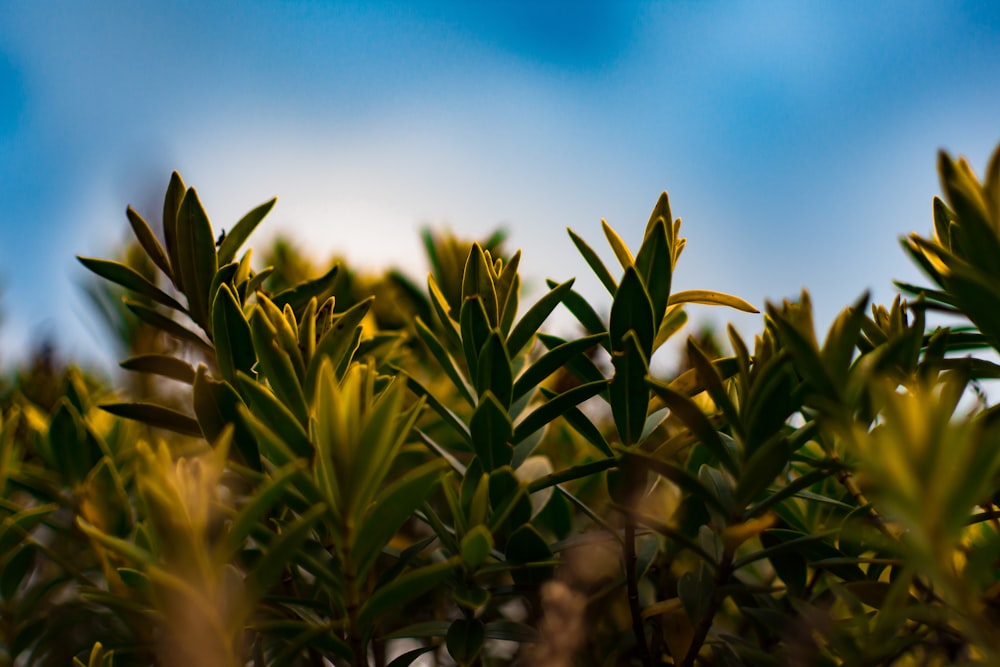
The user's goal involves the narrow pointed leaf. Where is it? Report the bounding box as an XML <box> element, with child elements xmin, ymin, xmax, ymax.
<box><xmin>236</xmin><ymin>372</ymin><xmax>313</xmax><ymax>458</ymax></box>
<box><xmin>512</xmin><ymin>333</ymin><xmax>604</xmax><ymax>401</ymax></box>
<box><xmin>476</xmin><ymin>332</ymin><xmax>513</xmax><ymax>409</ymax></box>
<box><xmin>124</xmin><ymin>299</ymin><xmax>213</xmax><ymax>351</ymax></box>
<box><xmin>305</xmin><ymin>297</ymin><xmax>373</xmax><ymax>397</ymax></box>
<box><xmin>126</xmin><ymin>206</ymin><xmax>173</xmax><ymax>279</ymax></box>
<box><xmin>507</xmin><ymin>278</ymin><xmax>576</xmax><ymax>358</ymax></box>
<box><xmin>245</xmin><ymin>504</ymin><xmax>326</xmax><ymax>601</ymax></box>
<box><xmin>470</xmin><ymin>392</ymin><xmax>514</xmax><ymax>471</ymax></box>
<box><xmin>162</xmin><ymin>171</ymin><xmax>186</xmax><ymax>292</ymax></box>
<box><xmin>609</xmin><ymin>331</ymin><xmax>649</xmax><ymax>446</ymax></box>
<box><xmin>512</xmin><ymin>380</ymin><xmax>607</xmax><ymax>444</ymax></box>
<box><xmin>77</xmin><ymin>257</ymin><xmax>187</xmax><ymax>312</ymax></box>
<box><xmin>99</xmin><ymin>402</ymin><xmax>202</xmax><ymax>438</ymax></box>
<box><xmin>357</xmin><ymin>559</ymin><xmax>457</xmax><ymax>634</ymax></box>
<box><xmin>601</xmin><ymin>219</ymin><xmax>635</xmax><ymax>270</ymax></box>
<box><xmin>272</xmin><ymin>263</ymin><xmax>339</xmax><ymax>315</ymax></box>
<box><xmin>212</xmin><ymin>283</ymin><xmax>256</xmax><ymax>384</ymax></box>
<box><xmin>175</xmin><ymin>188</ymin><xmax>219</xmax><ymax>329</ymax></box>
<box><xmin>668</xmin><ymin>290</ymin><xmax>758</xmax><ymax>313</ymax></box>
<box><xmin>647</xmin><ymin>377</ymin><xmax>738</xmax><ymax>475</ymax></box>
<box><xmin>567</xmin><ymin>228</ymin><xmax>617</xmax><ymax>295</ymax></box>
<box><xmin>548</xmin><ymin>280</ymin><xmax>608</xmax><ymax>340</ymax></box>
<box><xmin>459</xmin><ymin>295</ymin><xmax>491</xmax><ymax>381</ymax></box>
<box><xmin>634</xmin><ymin>216</ymin><xmax>673</xmax><ymax>322</ymax></box>
<box><xmin>217</xmin><ymin>197</ymin><xmax>276</xmax><ymax>265</ymax></box>
<box><xmin>120</xmin><ymin>354</ymin><xmax>196</xmax><ymax>384</ymax></box>
<box><xmin>414</xmin><ymin>317</ymin><xmax>475</xmax><ymax>406</ymax></box>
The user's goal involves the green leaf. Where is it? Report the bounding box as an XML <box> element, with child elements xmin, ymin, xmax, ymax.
<box><xmin>162</xmin><ymin>171</ymin><xmax>186</xmax><ymax>292</ymax></box>
<box><xmin>484</xmin><ymin>620</ymin><xmax>540</xmax><ymax>643</ymax></box>
<box><xmin>548</xmin><ymin>280</ymin><xmax>608</xmax><ymax>340</ymax></box>
<box><xmin>668</xmin><ymin>289</ymin><xmax>758</xmax><ymax>313</ymax></box>
<box><xmin>621</xmin><ymin>449</ymin><xmax>728</xmax><ymax>517</ymax></box>
<box><xmin>211</xmin><ymin>283</ymin><xmax>256</xmax><ymax>385</ymax></box>
<box><xmin>489</xmin><ymin>467</ymin><xmax>532</xmax><ymax>532</ymax></box>
<box><xmin>568</xmin><ymin>228</ymin><xmax>617</xmax><ymax>295</ymax></box>
<box><xmin>460</xmin><ymin>525</ymin><xmax>494</xmax><ymax>570</ymax></box>
<box><xmin>273</xmin><ymin>263</ymin><xmax>339</xmax><ymax>315</ymax></box>
<box><xmin>634</xmin><ymin>214</ymin><xmax>673</xmax><ymax>322</ymax></box>
<box><xmin>506</xmin><ymin>278</ymin><xmax>576</xmax><ymax>358</ymax></box>
<box><xmin>175</xmin><ymin>187</ymin><xmax>219</xmax><ymax>329</ymax></box>
<box><xmin>459</xmin><ymin>295</ymin><xmax>492</xmax><ymax>381</ymax></box>
<box><xmin>48</xmin><ymin>398</ymin><xmax>97</xmax><ymax>484</ymax></box>
<box><xmin>245</xmin><ymin>503</ymin><xmax>326</xmax><ymax>602</ymax></box>
<box><xmin>236</xmin><ymin>372</ymin><xmax>313</xmax><ymax>458</ymax></box>
<box><xmin>476</xmin><ymin>332</ymin><xmax>513</xmax><ymax>408</ymax></box>
<box><xmin>462</xmin><ymin>243</ymin><xmax>499</xmax><ymax>326</ymax></box>
<box><xmin>402</xmin><ymin>375</ymin><xmax>472</xmax><ymax>445</ymax></box>
<box><xmin>119</xmin><ymin>354</ymin><xmax>196</xmax><ymax>384</ymax></box>
<box><xmin>77</xmin><ymin>257</ymin><xmax>186</xmax><ymax>312</ymax></box>
<box><xmin>504</xmin><ymin>523</ymin><xmax>553</xmax><ymax>585</ymax></box>
<box><xmin>513</xmin><ymin>333</ymin><xmax>604</xmax><ymax>401</ymax></box>
<box><xmin>222</xmin><ymin>461</ymin><xmax>305</xmax><ymax>559</ymax></box>
<box><xmin>192</xmin><ymin>367</ymin><xmax>259</xmax><ymax>469</ymax></box>
<box><xmin>414</xmin><ymin>317</ymin><xmax>475</xmax><ymax>406</ymax></box>
<box><xmin>1</xmin><ymin>545</ymin><xmax>33</xmax><ymax>601</ymax></box>
<box><xmin>447</xmin><ymin>618</ymin><xmax>485</xmax><ymax>664</ymax></box>
<box><xmin>0</xmin><ymin>505</ymin><xmax>57</xmax><ymax>555</ymax></box>
<box><xmin>305</xmin><ymin>297</ymin><xmax>373</xmax><ymax>397</ymax></box>
<box><xmin>124</xmin><ymin>299</ymin><xmax>213</xmax><ymax>351</ymax></box>
<box><xmin>357</xmin><ymin>559</ymin><xmax>458</xmax><ymax>634</ymax></box>
<box><xmin>126</xmin><ymin>205</ymin><xmax>173</xmax><ymax>280</ymax></box>
<box><xmin>217</xmin><ymin>197</ymin><xmax>276</xmax><ymax>265</ymax></box>
<box><xmin>386</xmin><ymin>646</ymin><xmax>438</xmax><ymax>667</ymax></box>
<box><xmin>538</xmin><ymin>389</ymin><xmax>613</xmax><ymax>457</ymax></box>
<box><xmin>495</xmin><ymin>249</ymin><xmax>522</xmax><ymax>334</ymax></box>
<box><xmin>734</xmin><ymin>432</ymin><xmax>792</xmax><ymax>506</ymax></box>
<box><xmin>470</xmin><ymin>393</ymin><xmax>513</xmax><ymax>471</ymax></box>
<box><xmin>609</xmin><ymin>330</ymin><xmax>649</xmax><ymax>446</ymax></box>
<box><xmin>512</xmin><ymin>380</ymin><xmax>607</xmax><ymax>444</ymax></box>
<box><xmin>250</xmin><ymin>309</ymin><xmax>308</xmax><ymax>426</ymax></box>
<box><xmin>678</xmin><ymin>561</ymin><xmax>714</xmax><ymax>623</ymax></box>
<box><xmin>609</xmin><ymin>266</ymin><xmax>654</xmax><ymax>357</ymax></box>
<box><xmin>686</xmin><ymin>338</ymin><xmax>742</xmax><ymax>440</ymax></box>
<box><xmin>649</xmin><ymin>377</ymin><xmax>738</xmax><ymax>473</ymax></box>
<box><xmin>537</xmin><ymin>333</ymin><xmax>608</xmax><ymax>386</ymax></box>
<box><xmin>99</xmin><ymin>402</ymin><xmax>202</xmax><ymax>438</ymax></box>
<box><xmin>602</xmin><ymin>219</ymin><xmax>635</xmax><ymax>271</ymax></box>
<box><xmin>354</xmin><ymin>459</ymin><xmax>448</xmax><ymax>579</ymax></box>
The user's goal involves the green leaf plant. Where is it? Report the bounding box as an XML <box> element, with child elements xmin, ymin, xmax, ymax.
<box><xmin>0</xmin><ymin>142</ymin><xmax>997</xmax><ymax>666</ymax></box>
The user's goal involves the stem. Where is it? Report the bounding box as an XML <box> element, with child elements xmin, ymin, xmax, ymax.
<box><xmin>679</xmin><ymin>553</ymin><xmax>732</xmax><ymax>667</ymax></box>
<box><xmin>624</xmin><ymin>514</ymin><xmax>654</xmax><ymax>667</ymax></box>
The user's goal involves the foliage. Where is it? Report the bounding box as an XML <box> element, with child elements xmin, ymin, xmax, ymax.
<box><xmin>1</xmin><ymin>144</ymin><xmax>1000</xmax><ymax>666</ymax></box>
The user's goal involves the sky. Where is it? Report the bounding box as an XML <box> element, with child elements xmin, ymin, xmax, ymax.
<box><xmin>1</xmin><ymin>1</ymin><xmax>999</xmax><ymax>374</ymax></box>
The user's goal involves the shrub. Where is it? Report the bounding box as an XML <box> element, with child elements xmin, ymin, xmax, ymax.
<box><xmin>1</xmin><ymin>144</ymin><xmax>999</xmax><ymax>666</ymax></box>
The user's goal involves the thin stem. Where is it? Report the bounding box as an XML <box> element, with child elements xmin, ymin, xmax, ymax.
<box><xmin>624</xmin><ymin>514</ymin><xmax>653</xmax><ymax>667</ymax></box>
<box><xmin>679</xmin><ymin>553</ymin><xmax>733</xmax><ymax>667</ymax></box>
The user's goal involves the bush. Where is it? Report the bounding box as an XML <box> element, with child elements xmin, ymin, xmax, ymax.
<box><xmin>2</xmin><ymin>144</ymin><xmax>1000</xmax><ymax>666</ymax></box>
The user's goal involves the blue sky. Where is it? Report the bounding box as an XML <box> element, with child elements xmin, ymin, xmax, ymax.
<box><xmin>1</xmin><ymin>1</ymin><xmax>999</xmax><ymax>372</ymax></box>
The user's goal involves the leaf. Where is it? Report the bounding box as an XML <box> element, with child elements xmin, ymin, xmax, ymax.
<box><xmin>447</xmin><ymin>618</ymin><xmax>485</xmax><ymax>664</ymax></box>
<box><xmin>462</xmin><ymin>243</ymin><xmax>499</xmax><ymax>326</ymax></box>
<box><xmin>0</xmin><ymin>504</ymin><xmax>57</xmax><ymax>555</ymax></box>
<box><xmin>470</xmin><ymin>393</ymin><xmax>514</xmax><ymax>471</ymax></box>
<box><xmin>547</xmin><ymin>280</ymin><xmax>609</xmax><ymax>340</ymax></box>
<box><xmin>459</xmin><ymin>295</ymin><xmax>492</xmax><ymax>381</ymax></box>
<box><xmin>668</xmin><ymin>289</ymin><xmax>758</xmax><ymax>313</ymax></box>
<box><xmin>567</xmin><ymin>228</ymin><xmax>617</xmax><ymax>295</ymax></box>
<box><xmin>192</xmin><ymin>367</ymin><xmax>260</xmax><ymax>469</ymax></box>
<box><xmin>222</xmin><ymin>461</ymin><xmax>305</xmax><ymax>559</ymax></box>
<box><xmin>414</xmin><ymin>317</ymin><xmax>476</xmax><ymax>406</ymax></box>
<box><xmin>506</xmin><ymin>278</ymin><xmax>576</xmax><ymax>358</ymax></box>
<box><xmin>77</xmin><ymin>257</ymin><xmax>186</xmax><ymax>313</ymax></box>
<box><xmin>634</xmin><ymin>214</ymin><xmax>673</xmax><ymax>322</ymax></box>
<box><xmin>126</xmin><ymin>205</ymin><xmax>173</xmax><ymax>280</ymax></box>
<box><xmin>538</xmin><ymin>389</ymin><xmax>614</xmax><ymax>457</ymax></box>
<box><xmin>512</xmin><ymin>380</ymin><xmax>607</xmax><ymax>444</ymax></box>
<box><xmin>475</xmin><ymin>332</ymin><xmax>513</xmax><ymax>409</ymax></box>
<box><xmin>211</xmin><ymin>283</ymin><xmax>256</xmax><ymax>384</ymax></box>
<box><xmin>245</xmin><ymin>503</ymin><xmax>326</xmax><ymax>602</ymax></box>
<box><xmin>305</xmin><ymin>297</ymin><xmax>373</xmax><ymax>397</ymax></box>
<box><xmin>119</xmin><ymin>354</ymin><xmax>196</xmax><ymax>384</ymax></box>
<box><xmin>162</xmin><ymin>171</ymin><xmax>186</xmax><ymax>292</ymax></box>
<box><xmin>217</xmin><ymin>197</ymin><xmax>276</xmax><ymax>265</ymax></box>
<box><xmin>609</xmin><ymin>331</ymin><xmax>650</xmax><ymax>446</ymax></box>
<box><xmin>175</xmin><ymin>188</ymin><xmax>219</xmax><ymax>329</ymax></box>
<box><xmin>272</xmin><ymin>263</ymin><xmax>339</xmax><ymax>315</ymax></box>
<box><xmin>602</xmin><ymin>219</ymin><xmax>635</xmax><ymax>271</ymax></box>
<box><xmin>621</xmin><ymin>449</ymin><xmax>728</xmax><ymax>517</ymax></box>
<box><xmin>48</xmin><ymin>398</ymin><xmax>96</xmax><ymax>484</ymax></box>
<box><xmin>504</xmin><ymin>524</ymin><xmax>553</xmax><ymax>585</ymax></box>
<box><xmin>357</xmin><ymin>559</ymin><xmax>457</xmax><ymax>633</ymax></box>
<box><xmin>678</xmin><ymin>560</ymin><xmax>714</xmax><ymax>623</ymax></box>
<box><xmin>734</xmin><ymin>432</ymin><xmax>791</xmax><ymax>506</ymax></box>
<box><xmin>99</xmin><ymin>402</ymin><xmax>202</xmax><ymax>438</ymax></box>
<box><xmin>124</xmin><ymin>299</ymin><xmax>213</xmax><ymax>351</ymax></box>
<box><xmin>609</xmin><ymin>266</ymin><xmax>655</xmax><ymax>357</ymax></box>
<box><xmin>354</xmin><ymin>459</ymin><xmax>448</xmax><ymax>579</ymax></box>
<box><xmin>386</xmin><ymin>645</ymin><xmax>438</xmax><ymax>667</ymax></box>
<box><xmin>647</xmin><ymin>377</ymin><xmax>738</xmax><ymax>475</ymax></box>
<box><xmin>484</xmin><ymin>620</ymin><xmax>539</xmax><ymax>643</ymax></box>
<box><xmin>402</xmin><ymin>375</ymin><xmax>473</xmax><ymax>444</ymax></box>
<box><xmin>686</xmin><ymin>338</ymin><xmax>741</xmax><ymax>439</ymax></box>
<box><xmin>236</xmin><ymin>372</ymin><xmax>313</xmax><ymax>458</ymax></box>
<box><xmin>460</xmin><ymin>525</ymin><xmax>494</xmax><ymax>570</ymax></box>
<box><xmin>250</xmin><ymin>309</ymin><xmax>308</xmax><ymax>426</ymax></box>
<box><xmin>512</xmin><ymin>333</ymin><xmax>604</xmax><ymax>401</ymax></box>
